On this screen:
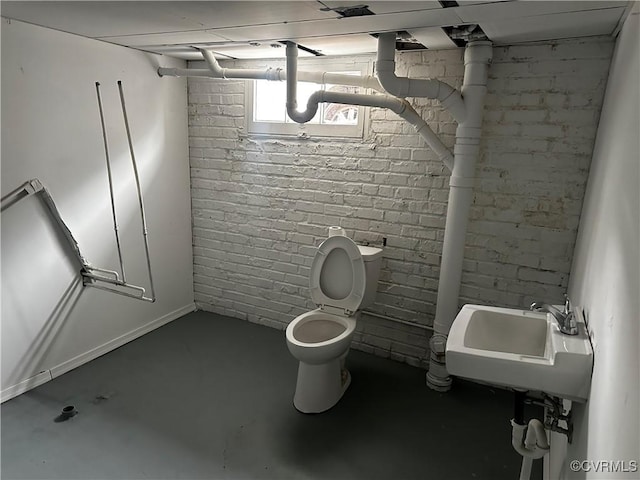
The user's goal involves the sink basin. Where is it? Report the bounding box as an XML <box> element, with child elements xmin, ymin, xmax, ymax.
<box><xmin>446</xmin><ymin>304</ymin><xmax>593</xmax><ymax>401</ymax></box>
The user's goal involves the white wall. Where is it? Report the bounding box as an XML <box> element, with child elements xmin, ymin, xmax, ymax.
<box><xmin>1</xmin><ymin>19</ymin><xmax>194</xmax><ymax>400</ymax></box>
<box><xmin>557</xmin><ymin>9</ymin><xmax>639</xmax><ymax>480</ymax></box>
<box><xmin>186</xmin><ymin>36</ymin><xmax>612</xmax><ymax>367</ymax></box>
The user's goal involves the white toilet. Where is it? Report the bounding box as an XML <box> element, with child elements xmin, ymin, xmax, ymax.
<box><xmin>285</xmin><ymin>231</ymin><xmax>382</xmax><ymax>413</ymax></box>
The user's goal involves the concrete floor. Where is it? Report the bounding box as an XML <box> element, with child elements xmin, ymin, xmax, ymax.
<box><xmin>1</xmin><ymin>311</ymin><xmax>542</xmax><ymax>479</ymax></box>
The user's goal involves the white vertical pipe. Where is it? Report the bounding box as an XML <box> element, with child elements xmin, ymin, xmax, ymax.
<box><xmin>519</xmin><ymin>457</ymin><xmax>534</xmax><ymax>480</ymax></box>
<box><xmin>428</xmin><ymin>41</ymin><xmax>492</xmax><ymax>391</ymax></box>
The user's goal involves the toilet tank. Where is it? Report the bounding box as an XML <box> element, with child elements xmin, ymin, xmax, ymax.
<box><xmin>357</xmin><ymin>245</ymin><xmax>383</xmax><ymax>309</ymax></box>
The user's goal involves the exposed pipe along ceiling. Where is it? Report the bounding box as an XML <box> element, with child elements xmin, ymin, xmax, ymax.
<box><xmin>158</xmin><ymin>30</ymin><xmax>493</xmax><ymax>392</ymax></box>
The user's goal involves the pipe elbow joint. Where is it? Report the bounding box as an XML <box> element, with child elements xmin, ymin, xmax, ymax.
<box><xmin>199</xmin><ymin>48</ymin><xmax>224</xmax><ymax>77</ymax></box>
<box><xmin>510</xmin><ymin>419</ymin><xmax>550</xmax><ymax>459</ymax></box>
<box><xmin>286</xmin><ymin>102</ymin><xmax>319</xmax><ymax>124</ymax></box>
<box><xmin>376</xmin><ymin>68</ymin><xmax>409</xmax><ymax>98</ymax></box>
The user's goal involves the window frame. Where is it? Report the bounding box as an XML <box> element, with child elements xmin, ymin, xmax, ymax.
<box><xmin>245</xmin><ymin>56</ymin><xmax>373</xmax><ymax>139</ymax></box>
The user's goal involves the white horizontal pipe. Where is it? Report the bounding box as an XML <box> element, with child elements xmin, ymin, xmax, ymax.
<box><xmin>362</xmin><ymin>309</ymin><xmax>434</xmax><ymax>331</ymax></box>
<box><xmin>157</xmin><ymin>67</ymin><xmax>214</xmax><ymax>77</ymax></box>
<box><xmin>159</xmin><ymin>65</ymin><xmax>384</xmax><ymax>91</ymax></box>
<box><xmin>376</xmin><ymin>33</ymin><xmax>466</xmax><ymax>123</ymax></box>
<box><xmin>200</xmin><ymin>48</ymin><xmax>282</xmax><ymax>80</ymax></box>
<box><xmin>177</xmin><ymin>48</ymin><xmax>386</xmax><ymax>91</ymax></box>
<box><xmin>84</xmin><ymin>266</ymin><xmax>121</xmax><ymax>282</ymax></box>
<box><xmin>85</xmin><ymin>282</ymin><xmax>154</xmax><ymax>303</ymax></box>
<box><xmin>200</xmin><ymin>47</ymin><xmax>384</xmax><ymax>90</ymax></box>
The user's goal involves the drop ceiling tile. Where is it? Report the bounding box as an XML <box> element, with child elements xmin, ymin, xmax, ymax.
<box><xmin>318</xmin><ymin>1</ymin><xmax>443</xmax><ymax>15</ymax></box>
<box><xmin>145</xmin><ymin>1</ymin><xmax>337</xmax><ymax>30</ymax></box>
<box><xmin>454</xmin><ymin>0</ymin><xmax>628</xmax><ymax>22</ymax></box>
<box><xmin>102</xmin><ymin>30</ymin><xmax>232</xmax><ymax>48</ymax></box>
<box><xmin>202</xmin><ymin>44</ymin><xmax>315</xmax><ymax>60</ymax></box>
<box><xmin>293</xmin><ymin>34</ymin><xmax>379</xmax><ymax>55</ymax></box>
<box><xmin>481</xmin><ymin>7</ymin><xmax>625</xmax><ymax>43</ymax></box>
<box><xmin>215</xmin><ymin>8</ymin><xmax>464</xmax><ymax>42</ymax></box>
<box><xmin>139</xmin><ymin>46</ymin><xmax>206</xmax><ymax>60</ymax></box>
<box><xmin>0</xmin><ymin>1</ymin><xmax>335</xmax><ymax>38</ymax></box>
<box><xmin>456</xmin><ymin>0</ymin><xmax>514</xmax><ymax>5</ymax></box>
<box><xmin>1</xmin><ymin>1</ymin><xmax>206</xmax><ymax>37</ymax></box>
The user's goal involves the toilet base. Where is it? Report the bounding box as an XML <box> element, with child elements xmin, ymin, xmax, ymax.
<box><xmin>293</xmin><ymin>358</ymin><xmax>351</xmax><ymax>414</ymax></box>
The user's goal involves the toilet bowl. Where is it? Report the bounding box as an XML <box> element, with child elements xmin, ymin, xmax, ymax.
<box><xmin>286</xmin><ymin>233</ymin><xmax>382</xmax><ymax>413</ymax></box>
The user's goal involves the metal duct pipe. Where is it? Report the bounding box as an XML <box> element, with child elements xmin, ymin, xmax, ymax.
<box><xmin>428</xmin><ymin>41</ymin><xmax>493</xmax><ymax>392</ymax></box>
<box><xmin>376</xmin><ymin>32</ymin><xmax>466</xmax><ymax>123</ymax></box>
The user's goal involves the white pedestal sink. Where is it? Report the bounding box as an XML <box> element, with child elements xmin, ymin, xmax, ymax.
<box><xmin>446</xmin><ymin>305</ymin><xmax>593</xmax><ymax>402</ymax></box>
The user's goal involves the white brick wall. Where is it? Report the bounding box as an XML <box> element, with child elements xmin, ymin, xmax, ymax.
<box><xmin>188</xmin><ymin>36</ymin><xmax>613</xmax><ymax>368</ymax></box>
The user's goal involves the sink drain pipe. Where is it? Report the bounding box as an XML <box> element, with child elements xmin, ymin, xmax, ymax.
<box><xmin>510</xmin><ymin>390</ymin><xmax>550</xmax><ymax>480</ymax></box>
<box><xmin>511</xmin><ymin>419</ymin><xmax>550</xmax><ymax>479</ymax></box>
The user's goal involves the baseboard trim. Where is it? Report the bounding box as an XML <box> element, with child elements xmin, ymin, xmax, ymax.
<box><xmin>1</xmin><ymin>371</ymin><xmax>53</xmax><ymax>403</ymax></box>
<box><xmin>1</xmin><ymin>303</ymin><xmax>196</xmax><ymax>403</ymax></box>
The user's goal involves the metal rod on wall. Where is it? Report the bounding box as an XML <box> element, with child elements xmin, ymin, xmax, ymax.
<box><xmin>95</xmin><ymin>81</ymin><xmax>127</xmax><ymax>283</ymax></box>
<box><xmin>117</xmin><ymin>80</ymin><xmax>156</xmax><ymax>303</ymax></box>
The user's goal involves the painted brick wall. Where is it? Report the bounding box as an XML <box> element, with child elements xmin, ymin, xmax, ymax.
<box><xmin>187</xmin><ymin>36</ymin><xmax>613</xmax><ymax>368</ymax></box>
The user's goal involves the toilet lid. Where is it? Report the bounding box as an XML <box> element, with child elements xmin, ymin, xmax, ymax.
<box><xmin>309</xmin><ymin>236</ymin><xmax>366</xmax><ymax>315</ymax></box>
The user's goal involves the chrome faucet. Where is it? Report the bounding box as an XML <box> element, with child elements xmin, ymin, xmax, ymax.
<box><xmin>530</xmin><ymin>295</ymin><xmax>578</xmax><ymax>335</ymax></box>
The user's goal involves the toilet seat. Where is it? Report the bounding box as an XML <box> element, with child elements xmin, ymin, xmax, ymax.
<box><xmin>309</xmin><ymin>235</ymin><xmax>366</xmax><ymax>316</ymax></box>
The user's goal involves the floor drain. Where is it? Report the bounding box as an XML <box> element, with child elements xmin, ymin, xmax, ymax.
<box><xmin>54</xmin><ymin>405</ymin><xmax>77</xmax><ymax>422</ymax></box>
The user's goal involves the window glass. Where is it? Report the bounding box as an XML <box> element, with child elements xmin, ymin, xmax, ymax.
<box><xmin>254</xmin><ymin>80</ymin><xmax>286</xmax><ymax>122</ymax></box>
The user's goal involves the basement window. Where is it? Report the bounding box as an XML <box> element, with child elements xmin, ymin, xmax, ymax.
<box><xmin>246</xmin><ymin>58</ymin><xmax>371</xmax><ymax>138</ymax></box>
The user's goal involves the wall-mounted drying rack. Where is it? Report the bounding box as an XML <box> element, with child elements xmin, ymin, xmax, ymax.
<box><xmin>0</xmin><ymin>81</ymin><xmax>156</xmax><ymax>303</ymax></box>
